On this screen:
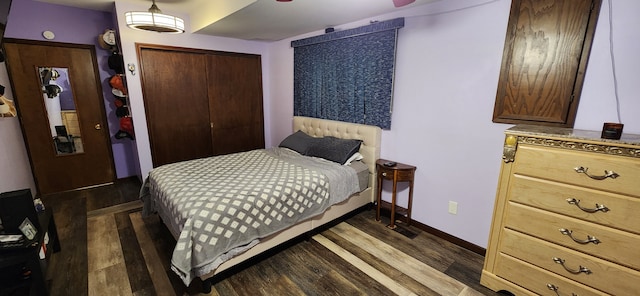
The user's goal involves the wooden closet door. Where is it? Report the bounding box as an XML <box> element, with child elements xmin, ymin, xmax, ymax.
<box><xmin>139</xmin><ymin>48</ymin><xmax>212</xmax><ymax>167</ymax></box>
<box><xmin>207</xmin><ymin>53</ymin><xmax>264</xmax><ymax>155</ymax></box>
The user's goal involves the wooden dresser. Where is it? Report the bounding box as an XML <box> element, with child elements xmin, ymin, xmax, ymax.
<box><xmin>481</xmin><ymin>125</ymin><xmax>640</xmax><ymax>295</ymax></box>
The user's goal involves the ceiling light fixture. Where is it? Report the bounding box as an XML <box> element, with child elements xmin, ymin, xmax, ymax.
<box><xmin>393</xmin><ymin>0</ymin><xmax>416</xmax><ymax>7</ymax></box>
<box><xmin>125</xmin><ymin>0</ymin><xmax>185</xmax><ymax>34</ymax></box>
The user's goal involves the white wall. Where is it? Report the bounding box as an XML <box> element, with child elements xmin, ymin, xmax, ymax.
<box><xmin>265</xmin><ymin>0</ymin><xmax>640</xmax><ymax>247</ymax></box>
<box><xmin>0</xmin><ymin>64</ymin><xmax>36</xmax><ymax>195</ymax></box>
<box><xmin>575</xmin><ymin>0</ymin><xmax>639</xmax><ymax>131</ymax></box>
<box><xmin>113</xmin><ymin>0</ymin><xmax>639</xmax><ymax>248</ymax></box>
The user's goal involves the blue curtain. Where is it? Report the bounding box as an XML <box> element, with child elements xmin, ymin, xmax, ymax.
<box><xmin>292</xmin><ymin>18</ymin><xmax>404</xmax><ymax>130</ymax></box>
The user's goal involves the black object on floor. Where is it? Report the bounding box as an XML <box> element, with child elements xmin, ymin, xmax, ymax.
<box><xmin>393</xmin><ymin>225</ymin><xmax>418</xmax><ymax>239</ymax></box>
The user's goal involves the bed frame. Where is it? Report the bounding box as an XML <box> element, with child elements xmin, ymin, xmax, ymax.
<box><xmin>199</xmin><ymin>116</ymin><xmax>381</xmax><ymax>291</ymax></box>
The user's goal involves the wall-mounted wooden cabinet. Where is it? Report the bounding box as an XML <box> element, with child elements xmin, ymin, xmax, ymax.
<box><xmin>492</xmin><ymin>0</ymin><xmax>602</xmax><ymax>127</ymax></box>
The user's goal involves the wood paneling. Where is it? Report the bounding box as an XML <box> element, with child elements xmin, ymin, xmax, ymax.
<box><xmin>61</xmin><ymin>111</ymin><xmax>80</xmax><ymax>136</ymax></box>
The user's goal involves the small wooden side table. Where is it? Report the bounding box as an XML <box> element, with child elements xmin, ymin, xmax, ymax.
<box><xmin>375</xmin><ymin>159</ymin><xmax>417</xmax><ymax>229</ymax></box>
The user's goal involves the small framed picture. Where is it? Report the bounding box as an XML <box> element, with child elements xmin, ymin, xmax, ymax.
<box><xmin>19</xmin><ymin>217</ymin><xmax>38</xmax><ymax>240</ymax></box>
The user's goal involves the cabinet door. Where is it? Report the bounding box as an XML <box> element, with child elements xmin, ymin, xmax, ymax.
<box><xmin>207</xmin><ymin>53</ymin><xmax>264</xmax><ymax>155</ymax></box>
<box><xmin>492</xmin><ymin>0</ymin><xmax>601</xmax><ymax>127</ymax></box>
<box><xmin>139</xmin><ymin>48</ymin><xmax>213</xmax><ymax>167</ymax></box>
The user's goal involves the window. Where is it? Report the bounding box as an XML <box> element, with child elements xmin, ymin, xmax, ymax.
<box><xmin>292</xmin><ymin>18</ymin><xmax>404</xmax><ymax>129</ymax></box>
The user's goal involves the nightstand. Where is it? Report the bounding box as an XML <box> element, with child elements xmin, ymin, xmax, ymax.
<box><xmin>375</xmin><ymin>159</ymin><xmax>416</xmax><ymax>229</ymax></box>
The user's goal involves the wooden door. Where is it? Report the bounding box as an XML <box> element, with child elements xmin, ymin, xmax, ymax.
<box><xmin>492</xmin><ymin>0</ymin><xmax>601</xmax><ymax>127</ymax></box>
<box><xmin>138</xmin><ymin>47</ymin><xmax>212</xmax><ymax>167</ymax></box>
<box><xmin>207</xmin><ymin>53</ymin><xmax>264</xmax><ymax>155</ymax></box>
<box><xmin>4</xmin><ymin>39</ymin><xmax>115</xmax><ymax>195</ymax></box>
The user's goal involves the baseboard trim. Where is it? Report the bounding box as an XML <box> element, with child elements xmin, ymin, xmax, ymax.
<box><xmin>410</xmin><ymin>219</ymin><xmax>486</xmax><ymax>256</ymax></box>
<box><xmin>377</xmin><ymin>207</ymin><xmax>486</xmax><ymax>255</ymax></box>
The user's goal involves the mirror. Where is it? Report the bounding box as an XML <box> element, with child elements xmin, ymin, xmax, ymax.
<box><xmin>39</xmin><ymin>67</ymin><xmax>84</xmax><ymax>155</ymax></box>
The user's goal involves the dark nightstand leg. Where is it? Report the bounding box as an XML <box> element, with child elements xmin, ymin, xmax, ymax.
<box><xmin>376</xmin><ymin>175</ymin><xmax>383</xmax><ymax>222</ymax></box>
<box><xmin>388</xmin><ymin>176</ymin><xmax>398</xmax><ymax>229</ymax></box>
<box><xmin>407</xmin><ymin>179</ymin><xmax>414</xmax><ymax>227</ymax></box>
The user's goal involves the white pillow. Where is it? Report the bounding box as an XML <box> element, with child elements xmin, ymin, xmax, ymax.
<box><xmin>343</xmin><ymin>152</ymin><xmax>364</xmax><ymax>165</ymax></box>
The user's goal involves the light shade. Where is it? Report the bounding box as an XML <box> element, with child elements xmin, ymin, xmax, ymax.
<box><xmin>125</xmin><ymin>1</ymin><xmax>184</xmax><ymax>34</ymax></box>
<box><xmin>392</xmin><ymin>0</ymin><xmax>416</xmax><ymax>7</ymax></box>
<box><xmin>125</xmin><ymin>11</ymin><xmax>184</xmax><ymax>33</ymax></box>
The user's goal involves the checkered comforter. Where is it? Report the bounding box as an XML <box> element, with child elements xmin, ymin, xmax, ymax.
<box><xmin>140</xmin><ymin>148</ymin><xmax>359</xmax><ymax>285</ymax></box>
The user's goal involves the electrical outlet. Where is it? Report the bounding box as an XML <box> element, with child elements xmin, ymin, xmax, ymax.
<box><xmin>448</xmin><ymin>201</ymin><xmax>458</xmax><ymax>215</ymax></box>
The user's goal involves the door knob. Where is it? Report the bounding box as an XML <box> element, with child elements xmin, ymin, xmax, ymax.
<box><xmin>94</xmin><ymin>124</ymin><xmax>101</xmax><ymax>130</ymax></box>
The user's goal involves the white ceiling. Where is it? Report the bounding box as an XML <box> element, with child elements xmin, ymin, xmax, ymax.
<box><xmin>37</xmin><ymin>0</ymin><xmax>439</xmax><ymax>41</ymax></box>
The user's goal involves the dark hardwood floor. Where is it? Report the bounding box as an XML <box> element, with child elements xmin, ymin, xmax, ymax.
<box><xmin>36</xmin><ymin>177</ymin><xmax>499</xmax><ymax>295</ymax></box>
<box><xmin>39</xmin><ymin>177</ymin><xmax>142</xmax><ymax>296</ymax></box>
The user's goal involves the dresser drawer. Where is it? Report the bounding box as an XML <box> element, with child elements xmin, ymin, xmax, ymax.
<box><xmin>377</xmin><ymin>167</ymin><xmax>414</xmax><ymax>180</ymax></box>
<box><xmin>513</xmin><ymin>145</ymin><xmax>640</xmax><ymax>197</ymax></box>
<box><xmin>504</xmin><ymin>202</ymin><xmax>640</xmax><ymax>270</ymax></box>
<box><xmin>494</xmin><ymin>253</ymin><xmax>607</xmax><ymax>296</ymax></box>
<box><xmin>500</xmin><ymin>228</ymin><xmax>640</xmax><ymax>295</ymax></box>
<box><xmin>509</xmin><ymin>175</ymin><xmax>640</xmax><ymax>234</ymax></box>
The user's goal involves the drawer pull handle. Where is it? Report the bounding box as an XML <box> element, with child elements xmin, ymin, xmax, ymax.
<box><xmin>547</xmin><ymin>284</ymin><xmax>579</xmax><ymax>296</ymax></box>
<box><xmin>553</xmin><ymin>257</ymin><xmax>592</xmax><ymax>275</ymax></box>
<box><xmin>559</xmin><ymin>228</ymin><xmax>600</xmax><ymax>245</ymax></box>
<box><xmin>547</xmin><ymin>284</ymin><xmax>560</xmax><ymax>296</ymax></box>
<box><xmin>566</xmin><ymin>198</ymin><xmax>610</xmax><ymax>213</ymax></box>
<box><xmin>382</xmin><ymin>172</ymin><xmax>387</xmax><ymax>177</ymax></box>
<box><xmin>574</xmin><ymin>166</ymin><xmax>619</xmax><ymax>180</ymax></box>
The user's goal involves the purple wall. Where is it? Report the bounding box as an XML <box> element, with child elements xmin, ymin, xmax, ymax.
<box><xmin>53</xmin><ymin>69</ymin><xmax>75</xmax><ymax>110</ymax></box>
<box><xmin>5</xmin><ymin>0</ymin><xmax>136</xmax><ymax>178</ymax></box>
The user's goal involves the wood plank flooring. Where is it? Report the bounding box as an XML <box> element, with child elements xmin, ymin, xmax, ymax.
<box><xmin>38</xmin><ymin>178</ymin><xmax>500</xmax><ymax>295</ymax></box>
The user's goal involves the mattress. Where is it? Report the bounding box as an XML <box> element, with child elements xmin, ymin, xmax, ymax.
<box><xmin>349</xmin><ymin>160</ymin><xmax>370</xmax><ymax>191</ymax></box>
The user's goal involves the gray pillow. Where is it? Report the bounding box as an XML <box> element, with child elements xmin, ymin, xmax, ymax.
<box><xmin>279</xmin><ymin>130</ymin><xmax>317</xmax><ymax>154</ymax></box>
<box><xmin>307</xmin><ymin>136</ymin><xmax>362</xmax><ymax>164</ymax></box>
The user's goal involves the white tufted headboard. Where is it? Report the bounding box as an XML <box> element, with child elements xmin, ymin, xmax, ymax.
<box><xmin>292</xmin><ymin>116</ymin><xmax>382</xmax><ymax>200</ymax></box>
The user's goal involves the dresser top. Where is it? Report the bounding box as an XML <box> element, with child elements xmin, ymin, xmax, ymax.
<box><xmin>506</xmin><ymin>125</ymin><xmax>640</xmax><ymax>147</ymax></box>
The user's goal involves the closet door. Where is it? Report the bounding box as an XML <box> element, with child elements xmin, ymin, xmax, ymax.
<box><xmin>139</xmin><ymin>48</ymin><xmax>212</xmax><ymax>167</ymax></box>
<box><xmin>207</xmin><ymin>53</ymin><xmax>264</xmax><ymax>155</ymax></box>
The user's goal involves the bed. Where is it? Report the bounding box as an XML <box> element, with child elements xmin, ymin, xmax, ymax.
<box><xmin>140</xmin><ymin>116</ymin><xmax>381</xmax><ymax>291</ymax></box>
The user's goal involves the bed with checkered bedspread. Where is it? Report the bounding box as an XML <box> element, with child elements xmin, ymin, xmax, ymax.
<box><xmin>140</xmin><ymin>147</ymin><xmax>359</xmax><ymax>285</ymax></box>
